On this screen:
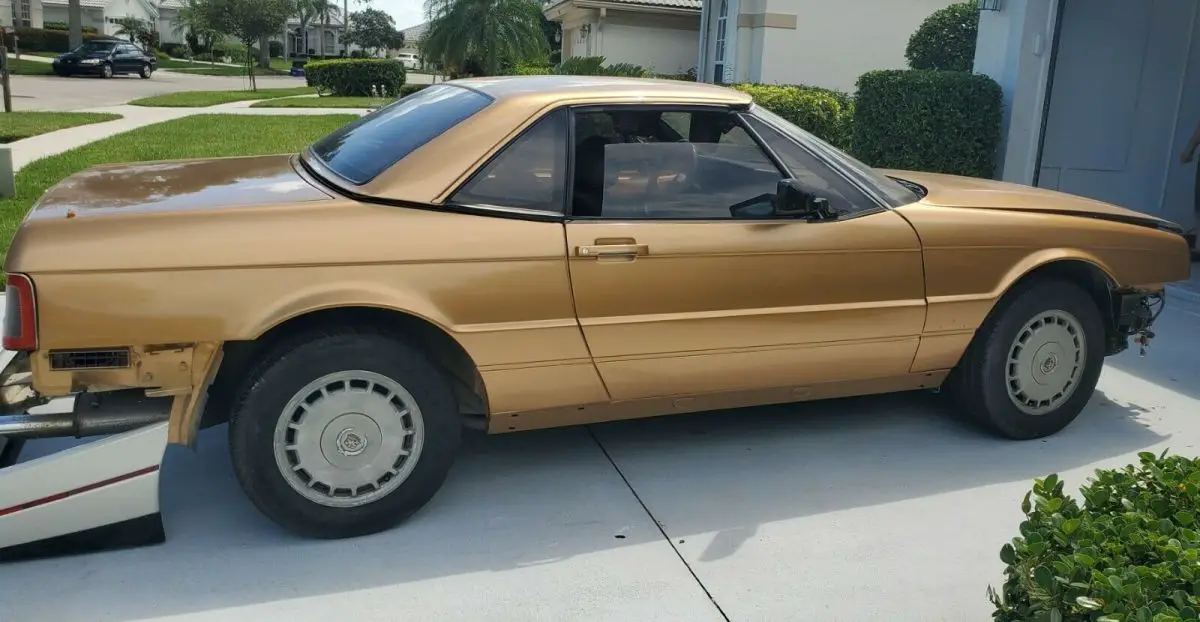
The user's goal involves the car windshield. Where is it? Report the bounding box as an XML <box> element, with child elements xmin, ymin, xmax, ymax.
<box><xmin>749</xmin><ymin>105</ymin><xmax>921</xmax><ymax>207</ymax></box>
<box><xmin>74</xmin><ymin>41</ymin><xmax>117</xmax><ymax>54</ymax></box>
<box><xmin>307</xmin><ymin>84</ymin><xmax>493</xmax><ymax>185</ymax></box>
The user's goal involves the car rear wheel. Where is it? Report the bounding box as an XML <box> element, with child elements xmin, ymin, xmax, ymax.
<box><xmin>948</xmin><ymin>277</ymin><xmax>1105</xmax><ymax>440</ymax></box>
<box><xmin>139</xmin><ymin>63</ymin><xmax>152</xmax><ymax>79</ymax></box>
<box><xmin>228</xmin><ymin>330</ymin><xmax>461</xmax><ymax>539</ymax></box>
<box><xmin>100</xmin><ymin>63</ymin><xmax>113</xmax><ymax>79</ymax></box>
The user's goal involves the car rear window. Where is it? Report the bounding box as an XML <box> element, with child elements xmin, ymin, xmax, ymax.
<box><xmin>308</xmin><ymin>84</ymin><xmax>493</xmax><ymax>185</ymax></box>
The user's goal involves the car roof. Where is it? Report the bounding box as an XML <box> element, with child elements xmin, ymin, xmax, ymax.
<box><xmin>450</xmin><ymin>75</ymin><xmax>754</xmax><ymax>107</ymax></box>
<box><xmin>313</xmin><ymin>76</ymin><xmax>756</xmax><ymax>204</ymax></box>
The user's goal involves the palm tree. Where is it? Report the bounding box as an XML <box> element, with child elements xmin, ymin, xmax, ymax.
<box><xmin>294</xmin><ymin>0</ymin><xmax>319</xmax><ymax>56</ymax></box>
<box><xmin>422</xmin><ymin>0</ymin><xmax>547</xmax><ymax>76</ymax></box>
<box><xmin>310</xmin><ymin>0</ymin><xmax>340</xmax><ymax>58</ymax></box>
<box><xmin>114</xmin><ymin>17</ymin><xmax>148</xmax><ymax>44</ymax></box>
<box><xmin>172</xmin><ymin>0</ymin><xmax>222</xmax><ymax>64</ymax></box>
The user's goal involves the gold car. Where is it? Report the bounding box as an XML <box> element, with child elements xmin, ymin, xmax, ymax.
<box><xmin>0</xmin><ymin>76</ymin><xmax>1191</xmax><ymax>543</ymax></box>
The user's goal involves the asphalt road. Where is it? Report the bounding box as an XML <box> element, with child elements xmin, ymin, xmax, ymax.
<box><xmin>1</xmin><ymin>289</ymin><xmax>1198</xmax><ymax>621</ymax></box>
<box><xmin>5</xmin><ymin>71</ymin><xmax>308</xmax><ymax>111</ymax></box>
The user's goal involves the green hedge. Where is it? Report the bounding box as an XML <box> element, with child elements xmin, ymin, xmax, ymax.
<box><xmin>399</xmin><ymin>83</ymin><xmax>429</xmax><ymax>97</ymax></box>
<box><xmin>306</xmin><ymin>58</ymin><xmax>406</xmax><ymax>97</ymax></box>
<box><xmin>989</xmin><ymin>452</ymin><xmax>1200</xmax><ymax>622</ymax></box>
<box><xmin>2</xmin><ymin>27</ymin><xmax>108</xmax><ymax>53</ymax></box>
<box><xmin>906</xmin><ymin>1</ymin><xmax>980</xmax><ymax>72</ymax></box>
<box><xmin>734</xmin><ymin>83</ymin><xmax>854</xmax><ymax>149</ymax></box>
<box><xmin>852</xmin><ymin>69</ymin><xmax>1001</xmax><ymax>178</ymax></box>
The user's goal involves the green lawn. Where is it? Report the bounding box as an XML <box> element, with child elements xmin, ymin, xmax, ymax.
<box><xmin>128</xmin><ymin>87</ymin><xmax>317</xmax><ymax>107</ymax></box>
<box><xmin>0</xmin><ymin>113</ymin><xmax>355</xmax><ymax>266</ymax></box>
<box><xmin>4</xmin><ymin>58</ymin><xmax>54</xmax><ymax>76</ymax></box>
<box><xmin>251</xmin><ymin>95</ymin><xmax>390</xmax><ymax>109</ymax></box>
<box><xmin>0</xmin><ymin>111</ymin><xmax>122</xmax><ymax>143</ymax></box>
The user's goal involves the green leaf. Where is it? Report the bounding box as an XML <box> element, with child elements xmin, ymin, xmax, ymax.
<box><xmin>1074</xmin><ymin>552</ymin><xmax>1096</xmax><ymax>567</ymax></box>
<box><xmin>1045</xmin><ymin>473</ymin><xmax>1060</xmax><ymax>491</ymax></box>
<box><xmin>1035</xmin><ymin>566</ymin><xmax>1055</xmax><ymax>590</ymax></box>
<box><xmin>1000</xmin><ymin>543</ymin><xmax>1016</xmax><ymax>565</ymax></box>
<box><xmin>1022</xmin><ymin>491</ymin><xmax>1032</xmax><ymax>515</ymax></box>
<box><xmin>1046</xmin><ymin>497</ymin><xmax>1064</xmax><ymax>513</ymax></box>
<box><xmin>1063</xmin><ymin>518</ymin><xmax>1082</xmax><ymax>535</ymax></box>
<box><xmin>1177</xmin><ymin>512</ymin><xmax>1196</xmax><ymax>527</ymax></box>
<box><xmin>1109</xmin><ymin>574</ymin><xmax>1124</xmax><ymax>590</ymax></box>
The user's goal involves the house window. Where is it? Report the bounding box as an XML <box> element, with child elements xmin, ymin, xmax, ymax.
<box><xmin>713</xmin><ymin>0</ymin><xmax>728</xmax><ymax>84</ymax></box>
<box><xmin>12</xmin><ymin>0</ymin><xmax>31</xmax><ymax>27</ymax></box>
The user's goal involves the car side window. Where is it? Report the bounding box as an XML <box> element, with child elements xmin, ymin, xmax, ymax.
<box><xmin>742</xmin><ymin>115</ymin><xmax>875</xmax><ymax>217</ymax></box>
<box><xmin>570</xmin><ymin>108</ymin><xmax>784</xmax><ymax>219</ymax></box>
<box><xmin>117</xmin><ymin>44</ymin><xmax>137</xmax><ymax>55</ymax></box>
<box><xmin>450</xmin><ymin>108</ymin><xmax>568</xmax><ymax>214</ymax></box>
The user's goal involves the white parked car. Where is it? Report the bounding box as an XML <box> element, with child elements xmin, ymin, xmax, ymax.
<box><xmin>394</xmin><ymin>52</ymin><xmax>420</xmax><ymax>70</ymax></box>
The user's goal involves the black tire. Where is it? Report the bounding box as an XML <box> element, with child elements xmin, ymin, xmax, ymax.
<box><xmin>53</xmin><ymin>69</ymin><xmax>70</xmax><ymax>77</ymax></box>
<box><xmin>139</xmin><ymin>63</ymin><xmax>152</xmax><ymax>79</ymax></box>
<box><xmin>948</xmin><ymin>277</ymin><xmax>1106</xmax><ymax>440</ymax></box>
<box><xmin>228</xmin><ymin>329</ymin><xmax>462</xmax><ymax>539</ymax></box>
<box><xmin>0</xmin><ymin>436</ymin><xmax>24</xmax><ymax>468</ymax></box>
<box><xmin>100</xmin><ymin>63</ymin><xmax>113</xmax><ymax>79</ymax></box>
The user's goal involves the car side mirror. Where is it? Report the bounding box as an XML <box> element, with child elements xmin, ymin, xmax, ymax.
<box><xmin>774</xmin><ymin>179</ymin><xmax>835</xmax><ymax>221</ymax></box>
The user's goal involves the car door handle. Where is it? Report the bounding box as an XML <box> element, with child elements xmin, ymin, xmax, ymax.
<box><xmin>576</xmin><ymin>243</ymin><xmax>648</xmax><ymax>258</ymax></box>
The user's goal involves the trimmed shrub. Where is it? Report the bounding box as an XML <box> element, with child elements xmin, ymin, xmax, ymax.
<box><xmin>989</xmin><ymin>452</ymin><xmax>1200</xmax><ymax>622</ymax></box>
<box><xmin>42</xmin><ymin>21</ymin><xmax>99</xmax><ymax>34</ymax></box>
<box><xmin>852</xmin><ymin>69</ymin><xmax>1001</xmax><ymax>178</ymax></box>
<box><xmin>2</xmin><ymin>27</ymin><xmax>107</xmax><ymax>53</ymax></box>
<box><xmin>512</xmin><ymin>64</ymin><xmax>552</xmax><ymax>75</ymax></box>
<box><xmin>399</xmin><ymin>83</ymin><xmax>429</xmax><ymax>97</ymax></box>
<box><xmin>269</xmin><ymin>40</ymin><xmax>283</xmax><ymax>58</ymax></box>
<box><xmin>160</xmin><ymin>42</ymin><xmax>190</xmax><ymax>58</ymax></box>
<box><xmin>734</xmin><ymin>83</ymin><xmax>854</xmax><ymax>149</ymax></box>
<box><xmin>906</xmin><ymin>0</ymin><xmax>980</xmax><ymax>72</ymax></box>
<box><xmin>306</xmin><ymin>58</ymin><xmax>406</xmax><ymax>97</ymax></box>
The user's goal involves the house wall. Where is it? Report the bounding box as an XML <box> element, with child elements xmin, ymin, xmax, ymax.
<box><xmin>700</xmin><ymin>0</ymin><xmax>956</xmax><ymax>92</ymax></box>
<box><xmin>600</xmin><ymin>12</ymin><xmax>698</xmax><ymax>74</ymax></box>
<box><xmin>99</xmin><ymin>0</ymin><xmax>155</xmax><ymax>38</ymax></box>
<box><xmin>42</xmin><ymin>5</ymin><xmax>104</xmax><ymax>33</ymax></box>
<box><xmin>157</xmin><ymin>8</ymin><xmax>184</xmax><ymax>45</ymax></box>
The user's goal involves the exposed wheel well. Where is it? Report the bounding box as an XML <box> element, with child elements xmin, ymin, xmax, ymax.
<box><xmin>200</xmin><ymin>307</ymin><xmax>488</xmax><ymax>430</ymax></box>
<box><xmin>996</xmin><ymin>259</ymin><xmax>1125</xmax><ymax>354</ymax></box>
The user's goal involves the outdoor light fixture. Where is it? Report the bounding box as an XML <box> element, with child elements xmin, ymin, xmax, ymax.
<box><xmin>978</xmin><ymin>0</ymin><xmax>1002</xmax><ymax>11</ymax></box>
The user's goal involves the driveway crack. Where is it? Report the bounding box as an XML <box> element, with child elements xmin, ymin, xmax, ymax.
<box><xmin>586</xmin><ymin>426</ymin><xmax>731</xmax><ymax>622</ymax></box>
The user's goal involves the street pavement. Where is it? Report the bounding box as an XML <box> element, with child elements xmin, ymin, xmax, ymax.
<box><xmin>0</xmin><ymin>277</ymin><xmax>1197</xmax><ymax>621</ymax></box>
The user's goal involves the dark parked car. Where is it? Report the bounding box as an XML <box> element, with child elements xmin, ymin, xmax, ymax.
<box><xmin>52</xmin><ymin>40</ymin><xmax>156</xmax><ymax>79</ymax></box>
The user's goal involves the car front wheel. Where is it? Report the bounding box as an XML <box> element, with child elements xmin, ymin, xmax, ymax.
<box><xmin>100</xmin><ymin>63</ymin><xmax>113</xmax><ymax>79</ymax></box>
<box><xmin>228</xmin><ymin>330</ymin><xmax>462</xmax><ymax>539</ymax></box>
<box><xmin>949</xmin><ymin>277</ymin><xmax>1105</xmax><ymax>440</ymax></box>
<box><xmin>139</xmin><ymin>63</ymin><xmax>152</xmax><ymax>79</ymax></box>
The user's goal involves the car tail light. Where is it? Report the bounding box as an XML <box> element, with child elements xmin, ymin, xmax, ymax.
<box><xmin>3</xmin><ymin>273</ymin><xmax>38</xmax><ymax>351</ymax></box>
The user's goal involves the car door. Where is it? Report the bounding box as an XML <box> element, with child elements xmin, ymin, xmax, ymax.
<box><xmin>114</xmin><ymin>44</ymin><xmax>139</xmax><ymax>72</ymax></box>
<box><xmin>564</xmin><ymin>105</ymin><xmax>927</xmax><ymax>401</ymax></box>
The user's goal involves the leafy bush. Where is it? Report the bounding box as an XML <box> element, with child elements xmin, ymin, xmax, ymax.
<box><xmin>604</xmin><ymin>62</ymin><xmax>648</xmax><ymax>77</ymax></box>
<box><xmin>554</xmin><ymin>55</ymin><xmax>607</xmax><ymax>76</ymax></box>
<box><xmin>306</xmin><ymin>58</ymin><xmax>406</xmax><ymax>97</ymax></box>
<box><xmin>41</xmin><ymin>21</ymin><xmax>99</xmax><ymax>34</ymax></box>
<box><xmin>160</xmin><ymin>42</ymin><xmax>190</xmax><ymax>58</ymax></box>
<box><xmin>512</xmin><ymin>64</ymin><xmax>552</xmax><ymax>75</ymax></box>
<box><xmin>399</xmin><ymin>83</ymin><xmax>429</xmax><ymax>97</ymax></box>
<box><xmin>906</xmin><ymin>0</ymin><xmax>979</xmax><ymax>71</ymax></box>
<box><xmin>2</xmin><ymin>27</ymin><xmax>107</xmax><ymax>53</ymax></box>
<box><xmin>852</xmin><ymin>69</ymin><xmax>1001</xmax><ymax>178</ymax></box>
<box><xmin>269</xmin><ymin>40</ymin><xmax>284</xmax><ymax>58</ymax></box>
<box><xmin>734</xmin><ymin>83</ymin><xmax>854</xmax><ymax>149</ymax></box>
<box><xmin>989</xmin><ymin>452</ymin><xmax>1200</xmax><ymax>622</ymax></box>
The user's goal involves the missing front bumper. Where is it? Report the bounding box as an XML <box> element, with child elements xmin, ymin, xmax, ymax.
<box><xmin>1107</xmin><ymin>288</ymin><xmax>1164</xmax><ymax>356</ymax></box>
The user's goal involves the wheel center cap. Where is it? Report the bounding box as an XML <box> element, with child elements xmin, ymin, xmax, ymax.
<box><xmin>1040</xmin><ymin>354</ymin><xmax>1059</xmax><ymax>375</ymax></box>
<box><xmin>335</xmin><ymin>427</ymin><xmax>368</xmax><ymax>456</ymax></box>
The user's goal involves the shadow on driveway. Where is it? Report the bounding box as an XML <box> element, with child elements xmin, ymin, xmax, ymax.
<box><xmin>0</xmin><ymin>380</ymin><xmax>1166</xmax><ymax>621</ymax></box>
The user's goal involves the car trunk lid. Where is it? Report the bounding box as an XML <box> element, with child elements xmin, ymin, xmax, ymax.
<box><xmin>26</xmin><ymin>154</ymin><xmax>332</xmax><ymax>222</ymax></box>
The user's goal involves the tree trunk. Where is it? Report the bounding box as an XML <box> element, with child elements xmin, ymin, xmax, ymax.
<box><xmin>258</xmin><ymin>35</ymin><xmax>270</xmax><ymax>69</ymax></box>
<box><xmin>68</xmin><ymin>0</ymin><xmax>83</xmax><ymax>49</ymax></box>
<box><xmin>318</xmin><ymin>21</ymin><xmax>325</xmax><ymax>58</ymax></box>
<box><xmin>246</xmin><ymin>42</ymin><xmax>257</xmax><ymax>91</ymax></box>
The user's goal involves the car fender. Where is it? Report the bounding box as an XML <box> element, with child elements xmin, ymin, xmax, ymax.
<box><xmin>242</xmin><ymin>280</ymin><xmax>457</xmax><ymax>343</ymax></box>
<box><xmin>991</xmin><ymin>247</ymin><xmax>1120</xmax><ymax>301</ymax></box>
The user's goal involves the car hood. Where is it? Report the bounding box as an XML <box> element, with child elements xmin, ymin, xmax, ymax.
<box><xmin>26</xmin><ymin>154</ymin><xmax>332</xmax><ymax>222</ymax></box>
<box><xmin>882</xmin><ymin>169</ymin><xmax>1184</xmax><ymax>233</ymax></box>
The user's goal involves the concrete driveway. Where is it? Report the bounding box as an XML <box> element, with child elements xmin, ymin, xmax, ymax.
<box><xmin>6</xmin><ymin>71</ymin><xmax>307</xmax><ymax>111</ymax></box>
<box><xmin>0</xmin><ymin>286</ymin><xmax>1198</xmax><ymax>621</ymax></box>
